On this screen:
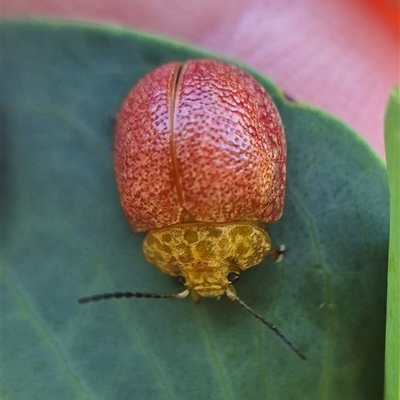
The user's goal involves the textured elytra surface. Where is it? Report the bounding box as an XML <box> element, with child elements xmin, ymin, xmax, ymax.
<box><xmin>2</xmin><ymin>21</ymin><xmax>388</xmax><ymax>400</ymax></box>
<box><xmin>143</xmin><ymin>222</ymin><xmax>271</xmax><ymax>298</ymax></box>
<box><xmin>114</xmin><ymin>59</ymin><xmax>286</xmax><ymax>233</ymax></box>
<box><xmin>114</xmin><ymin>62</ymin><xmax>182</xmax><ymax>232</ymax></box>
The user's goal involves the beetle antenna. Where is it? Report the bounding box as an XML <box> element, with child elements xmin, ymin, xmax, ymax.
<box><xmin>226</xmin><ymin>286</ymin><xmax>306</xmax><ymax>360</ymax></box>
<box><xmin>77</xmin><ymin>289</ymin><xmax>189</xmax><ymax>304</ymax></box>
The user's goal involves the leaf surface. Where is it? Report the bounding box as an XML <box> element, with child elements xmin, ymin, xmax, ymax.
<box><xmin>1</xmin><ymin>20</ymin><xmax>389</xmax><ymax>400</ymax></box>
<box><xmin>384</xmin><ymin>86</ymin><xmax>400</xmax><ymax>400</ymax></box>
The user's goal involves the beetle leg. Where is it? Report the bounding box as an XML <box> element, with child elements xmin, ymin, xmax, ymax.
<box><xmin>268</xmin><ymin>244</ymin><xmax>286</xmax><ymax>262</ymax></box>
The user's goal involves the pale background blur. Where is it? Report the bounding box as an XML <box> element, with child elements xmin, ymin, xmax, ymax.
<box><xmin>3</xmin><ymin>0</ymin><xmax>399</xmax><ymax>158</ymax></box>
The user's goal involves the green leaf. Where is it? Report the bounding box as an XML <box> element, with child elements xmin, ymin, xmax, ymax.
<box><xmin>384</xmin><ymin>86</ymin><xmax>400</xmax><ymax>400</ymax></box>
<box><xmin>1</xmin><ymin>20</ymin><xmax>389</xmax><ymax>400</ymax></box>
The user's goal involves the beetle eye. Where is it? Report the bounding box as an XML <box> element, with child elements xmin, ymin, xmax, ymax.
<box><xmin>176</xmin><ymin>275</ymin><xmax>186</xmax><ymax>286</ymax></box>
<box><xmin>227</xmin><ymin>272</ymin><xmax>240</xmax><ymax>283</ymax></box>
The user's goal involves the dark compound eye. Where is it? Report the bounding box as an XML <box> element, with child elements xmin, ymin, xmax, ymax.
<box><xmin>227</xmin><ymin>272</ymin><xmax>240</xmax><ymax>283</ymax></box>
<box><xmin>175</xmin><ymin>275</ymin><xmax>186</xmax><ymax>286</ymax></box>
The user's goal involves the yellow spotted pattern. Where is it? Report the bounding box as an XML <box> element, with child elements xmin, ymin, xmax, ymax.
<box><xmin>143</xmin><ymin>221</ymin><xmax>271</xmax><ymax>298</ymax></box>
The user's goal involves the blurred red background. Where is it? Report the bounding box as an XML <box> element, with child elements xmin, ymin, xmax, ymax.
<box><xmin>3</xmin><ymin>0</ymin><xmax>399</xmax><ymax>159</ymax></box>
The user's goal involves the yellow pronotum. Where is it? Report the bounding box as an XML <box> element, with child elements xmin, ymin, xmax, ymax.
<box><xmin>143</xmin><ymin>221</ymin><xmax>271</xmax><ymax>299</ymax></box>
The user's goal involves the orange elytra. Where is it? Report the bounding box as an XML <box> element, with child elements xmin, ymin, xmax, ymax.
<box><xmin>79</xmin><ymin>59</ymin><xmax>305</xmax><ymax>360</ymax></box>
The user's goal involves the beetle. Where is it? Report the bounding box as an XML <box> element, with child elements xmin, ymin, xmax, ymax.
<box><xmin>78</xmin><ymin>59</ymin><xmax>305</xmax><ymax>360</ymax></box>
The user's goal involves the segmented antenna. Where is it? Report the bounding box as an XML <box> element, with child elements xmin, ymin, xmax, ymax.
<box><xmin>77</xmin><ymin>289</ymin><xmax>189</xmax><ymax>304</ymax></box>
<box><xmin>226</xmin><ymin>286</ymin><xmax>306</xmax><ymax>361</ymax></box>
<box><xmin>77</xmin><ymin>285</ymin><xmax>306</xmax><ymax>360</ymax></box>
